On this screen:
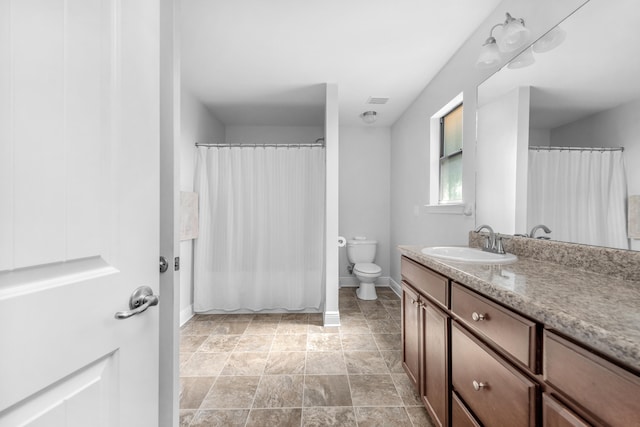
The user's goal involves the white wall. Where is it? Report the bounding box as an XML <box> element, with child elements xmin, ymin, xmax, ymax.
<box><xmin>389</xmin><ymin>0</ymin><xmax>587</xmax><ymax>285</ymax></box>
<box><xmin>476</xmin><ymin>86</ymin><xmax>530</xmax><ymax>235</ymax></box>
<box><xmin>551</xmin><ymin>98</ymin><xmax>640</xmax><ymax>250</ymax></box>
<box><xmin>225</xmin><ymin>125</ymin><xmax>323</xmax><ymax>144</ymax></box>
<box><xmin>179</xmin><ymin>88</ymin><xmax>225</xmax><ymax>324</ymax></box>
<box><xmin>338</xmin><ymin>126</ymin><xmax>391</xmax><ymax>286</ymax></box>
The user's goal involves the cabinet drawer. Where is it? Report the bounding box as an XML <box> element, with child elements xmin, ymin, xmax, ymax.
<box><xmin>542</xmin><ymin>393</ymin><xmax>590</xmax><ymax>427</ymax></box>
<box><xmin>401</xmin><ymin>256</ymin><xmax>448</xmax><ymax>307</ymax></box>
<box><xmin>452</xmin><ymin>322</ymin><xmax>538</xmax><ymax>427</ymax></box>
<box><xmin>451</xmin><ymin>282</ymin><xmax>538</xmax><ymax>372</ymax></box>
<box><xmin>452</xmin><ymin>391</ymin><xmax>481</xmax><ymax>427</ymax></box>
<box><xmin>544</xmin><ymin>331</ymin><xmax>640</xmax><ymax>427</ymax></box>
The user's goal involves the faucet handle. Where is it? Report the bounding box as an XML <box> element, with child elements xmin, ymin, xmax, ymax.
<box><xmin>495</xmin><ymin>236</ymin><xmax>505</xmax><ymax>254</ymax></box>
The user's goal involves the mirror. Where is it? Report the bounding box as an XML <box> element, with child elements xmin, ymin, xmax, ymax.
<box><xmin>476</xmin><ymin>0</ymin><xmax>640</xmax><ymax>251</ymax></box>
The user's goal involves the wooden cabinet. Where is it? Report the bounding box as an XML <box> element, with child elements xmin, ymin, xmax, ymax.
<box><xmin>400</xmin><ymin>258</ymin><xmax>450</xmax><ymax>427</ymax></box>
<box><xmin>542</xmin><ymin>393</ymin><xmax>590</xmax><ymax>427</ymax></box>
<box><xmin>544</xmin><ymin>331</ymin><xmax>640</xmax><ymax>427</ymax></box>
<box><xmin>452</xmin><ymin>322</ymin><xmax>538</xmax><ymax>427</ymax></box>
<box><xmin>401</xmin><ymin>281</ymin><xmax>421</xmax><ymax>389</ymax></box>
<box><xmin>400</xmin><ymin>255</ymin><xmax>640</xmax><ymax>427</ymax></box>
<box><xmin>451</xmin><ymin>282</ymin><xmax>538</xmax><ymax>372</ymax></box>
<box><xmin>451</xmin><ymin>391</ymin><xmax>481</xmax><ymax>427</ymax></box>
<box><xmin>421</xmin><ymin>300</ymin><xmax>449</xmax><ymax>427</ymax></box>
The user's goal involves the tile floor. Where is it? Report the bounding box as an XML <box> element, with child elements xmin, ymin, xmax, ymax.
<box><xmin>179</xmin><ymin>287</ymin><xmax>435</xmax><ymax>427</ymax></box>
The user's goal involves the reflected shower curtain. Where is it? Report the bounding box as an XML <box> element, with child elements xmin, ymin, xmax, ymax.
<box><xmin>193</xmin><ymin>146</ymin><xmax>325</xmax><ymax>312</ymax></box>
<box><xmin>527</xmin><ymin>149</ymin><xmax>628</xmax><ymax>249</ymax></box>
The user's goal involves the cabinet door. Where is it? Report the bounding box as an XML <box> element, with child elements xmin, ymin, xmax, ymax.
<box><xmin>422</xmin><ymin>301</ymin><xmax>449</xmax><ymax>427</ymax></box>
<box><xmin>543</xmin><ymin>394</ymin><xmax>590</xmax><ymax>427</ymax></box>
<box><xmin>402</xmin><ymin>281</ymin><xmax>421</xmax><ymax>390</ymax></box>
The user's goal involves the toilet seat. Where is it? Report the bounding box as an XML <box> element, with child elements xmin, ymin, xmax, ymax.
<box><xmin>353</xmin><ymin>262</ymin><xmax>381</xmax><ymax>275</ymax></box>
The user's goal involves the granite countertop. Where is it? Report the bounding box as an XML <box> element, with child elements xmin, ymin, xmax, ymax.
<box><xmin>398</xmin><ymin>245</ymin><xmax>640</xmax><ymax>373</ymax></box>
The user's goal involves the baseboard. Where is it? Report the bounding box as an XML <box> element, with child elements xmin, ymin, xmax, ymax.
<box><xmin>323</xmin><ymin>310</ymin><xmax>341</xmax><ymax>327</ymax></box>
<box><xmin>388</xmin><ymin>277</ymin><xmax>402</xmax><ymax>298</ymax></box>
<box><xmin>339</xmin><ymin>276</ymin><xmax>390</xmax><ymax>287</ymax></box>
<box><xmin>180</xmin><ymin>304</ymin><xmax>194</xmax><ymax>326</ymax></box>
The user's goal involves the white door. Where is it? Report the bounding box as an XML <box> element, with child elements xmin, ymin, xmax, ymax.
<box><xmin>0</xmin><ymin>0</ymin><xmax>160</xmax><ymax>426</ymax></box>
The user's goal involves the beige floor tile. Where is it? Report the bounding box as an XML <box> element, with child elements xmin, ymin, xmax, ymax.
<box><xmin>349</xmin><ymin>374</ymin><xmax>403</xmax><ymax>406</ymax></box>
<box><xmin>405</xmin><ymin>406</ymin><xmax>436</xmax><ymax>426</ymax></box>
<box><xmin>179</xmin><ymin>409</ymin><xmax>196</xmax><ymax>427</ymax></box>
<box><xmin>179</xmin><ymin>376</ymin><xmax>215</xmax><ymax>409</ymax></box>
<box><xmin>234</xmin><ymin>334</ymin><xmax>274</xmax><ymax>352</ymax></box>
<box><xmin>181</xmin><ymin>352</ymin><xmax>230</xmax><ymax>376</ymax></box>
<box><xmin>341</xmin><ymin>333</ymin><xmax>378</xmax><ymax>351</ymax></box>
<box><xmin>271</xmin><ymin>334</ymin><xmax>308</xmax><ymax>351</ymax></box>
<box><xmin>380</xmin><ymin>350</ymin><xmax>405</xmax><ymax>373</ymax></box>
<box><xmin>211</xmin><ymin>321</ymin><xmax>251</xmax><ymax>335</ymax></box>
<box><xmin>276</xmin><ymin>322</ymin><xmax>309</xmax><ymax>335</ymax></box>
<box><xmin>180</xmin><ymin>320</ymin><xmax>218</xmax><ymax>336</ymax></box>
<box><xmin>190</xmin><ymin>409</ymin><xmax>250</xmax><ymax>427</ymax></box>
<box><xmin>355</xmin><ymin>406</ymin><xmax>413</xmax><ymax>427</ymax></box>
<box><xmin>245</xmin><ymin>408</ymin><xmax>302</xmax><ymax>427</ymax></box>
<box><xmin>305</xmin><ymin>351</ymin><xmax>347</xmax><ymax>375</ymax></box>
<box><xmin>344</xmin><ymin>351</ymin><xmax>389</xmax><ymax>374</ymax></box>
<box><xmin>244</xmin><ymin>322</ymin><xmax>279</xmax><ymax>335</ymax></box>
<box><xmin>264</xmin><ymin>351</ymin><xmax>306</xmax><ymax>375</ymax></box>
<box><xmin>304</xmin><ymin>375</ymin><xmax>353</xmax><ymax>407</ymax></box>
<box><xmin>367</xmin><ymin>319</ymin><xmax>401</xmax><ymax>334</ymax></box>
<box><xmin>198</xmin><ymin>335</ymin><xmax>241</xmax><ymax>352</ymax></box>
<box><xmin>373</xmin><ymin>333</ymin><xmax>402</xmax><ymax>351</ymax></box>
<box><xmin>200</xmin><ymin>375</ymin><xmax>260</xmax><ymax>409</ymax></box>
<box><xmin>180</xmin><ymin>335</ymin><xmax>208</xmax><ymax>352</ymax></box>
<box><xmin>392</xmin><ymin>373</ymin><xmax>423</xmax><ymax>406</ymax></box>
<box><xmin>302</xmin><ymin>407</ymin><xmax>357</xmax><ymax>427</ymax></box>
<box><xmin>220</xmin><ymin>352</ymin><xmax>269</xmax><ymax>376</ymax></box>
<box><xmin>339</xmin><ymin>321</ymin><xmax>371</xmax><ymax>335</ymax></box>
<box><xmin>253</xmin><ymin>375</ymin><xmax>304</xmax><ymax>408</ymax></box>
<box><xmin>307</xmin><ymin>333</ymin><xmax>342</xmax><ymax>351</ymax></box>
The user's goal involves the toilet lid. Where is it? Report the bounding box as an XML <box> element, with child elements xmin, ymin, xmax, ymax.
<box><xmin>354</xmin><ymin>263</ymin><xmax>381</xmax><ymax>274</ymax></box>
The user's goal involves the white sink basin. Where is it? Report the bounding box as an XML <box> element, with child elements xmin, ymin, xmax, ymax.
<box><xmin>421</xmin><ymin>246</ymin><xmax>517</xmax><ymax>265</ymax></box>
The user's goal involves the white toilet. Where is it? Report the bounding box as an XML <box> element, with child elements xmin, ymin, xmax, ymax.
<box><xmin>346</xmin><ymin>237</ymin><xmax>382</xmax><ymax>300</ymax></box>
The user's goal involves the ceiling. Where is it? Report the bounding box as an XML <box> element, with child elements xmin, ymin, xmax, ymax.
<box><xmin>180</xmin><ymin>0</ymin><xmax>503</xmax><ymax>127</ymax></box>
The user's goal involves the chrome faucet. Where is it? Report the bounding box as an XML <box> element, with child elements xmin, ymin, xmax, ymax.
<box><xmin>474</xmin><ymin>224</ymin><xmax>505</xmax><ymax>254</ymax></box>
<box><xmin>529</xmin><ymin>224</ymin><xmax>552</xmax><ymax>239</ymax></box>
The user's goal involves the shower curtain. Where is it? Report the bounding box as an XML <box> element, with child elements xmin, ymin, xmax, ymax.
<box><xmin>193</xmin><ymin>146</ymin><xmax>325</xmax><ymax>312</ymax></box>
<box><xmin>527</xmin><ymin>149</ymin><xmax>628</xmax><ymax>249</ymax></box>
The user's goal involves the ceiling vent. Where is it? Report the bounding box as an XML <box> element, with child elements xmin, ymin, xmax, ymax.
<box><xmin>366</xmin><ymin>97</ymin><xmax>389</xmax><ymax>105</ymax></box>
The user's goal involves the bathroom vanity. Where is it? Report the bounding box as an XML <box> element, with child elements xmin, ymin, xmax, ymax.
<box><xmin>399</xmin><ymin>238</ymin><xmax>640</xmax><ymax>427</ymax></box>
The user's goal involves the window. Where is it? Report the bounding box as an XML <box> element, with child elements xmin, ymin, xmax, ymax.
<box><xmin>439</xmin><ymin>103</ymin><xmax>463</xmax><ymax>203</ymax></box>
<box><xmin>427</xmin><ymin>93</ymin><xmax>465</xmax><ymax>213</ymax></box>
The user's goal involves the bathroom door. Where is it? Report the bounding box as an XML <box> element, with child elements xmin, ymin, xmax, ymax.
<box><xmin>0</xmin><ymin>0</ymin><xmax>161</xmax><ymax>426</ymax></box>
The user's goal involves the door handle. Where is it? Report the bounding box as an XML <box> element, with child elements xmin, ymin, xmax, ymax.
<box><xmin>114</xmin><ymin>286</ymin><xmax>159</xmax><ymax>319</ymax></box>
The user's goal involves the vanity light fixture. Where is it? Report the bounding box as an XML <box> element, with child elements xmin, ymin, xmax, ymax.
<box><xmin>476</xmin><ymin>12</ymin><xmax>531</xmax><ymax>69</ymax></box>
<box><xmin>361</xmin><ymin>110</ymin><xmax>377</xmax><ymax>124</ymax></box>
<box><xmin>532</xmin><ymin>26</ymin><xmax>566</xmax><ymax>53</ymax></box>
<box><xmin>507</xmin><ymin>46</ymin><xmax>536</xmax><ymax>69</ymax></box>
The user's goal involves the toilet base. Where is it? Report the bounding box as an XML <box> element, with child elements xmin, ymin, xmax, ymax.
<box><xmin>356</xmin><ymin>282</ymin><xmax>378</xmax><ymax>300</ymax></box>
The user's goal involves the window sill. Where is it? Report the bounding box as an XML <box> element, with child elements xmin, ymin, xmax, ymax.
<box><xmin>424</xmin><ymin>203</ymin><xmax>471</xmax><ymax>215</ymax></box>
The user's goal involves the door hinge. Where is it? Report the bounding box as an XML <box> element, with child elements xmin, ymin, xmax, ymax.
<box><xmin>174</xmin><ymin>257</ymin><xmax>180</xmax><ymax>271</ymax></box>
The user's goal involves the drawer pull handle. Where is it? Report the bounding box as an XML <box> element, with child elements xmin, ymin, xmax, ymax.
<box><xmin>472</xmin><ymin>380</ymin><xmax>488</xmax><ymax>391</ymax></box>
<box><xmin>471</xmin><ymin>312</ymin><xmax>486</xmax><ymax>321</ymax></box>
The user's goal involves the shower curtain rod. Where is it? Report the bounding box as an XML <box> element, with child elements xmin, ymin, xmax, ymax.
<box><xmin>196</xmin><ymin>138</ymin><xmax>325</xmax><ymax>148</ymax></box>
<box><xmin>529</xmin><ymin>146</ymin><xmax>624</xmax><ymax>152</ymax></box>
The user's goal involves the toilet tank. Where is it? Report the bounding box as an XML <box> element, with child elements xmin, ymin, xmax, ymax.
<box><xmin>346</xmin><ymin>238</ymin><xmax>377</xmax><ymax>263</ymax></box>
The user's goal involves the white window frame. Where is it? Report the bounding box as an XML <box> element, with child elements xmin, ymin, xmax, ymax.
<box><xmin>426</xmin><ymin>92</ymin><xmax>466</xmax><ymax>214</ymax></box>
